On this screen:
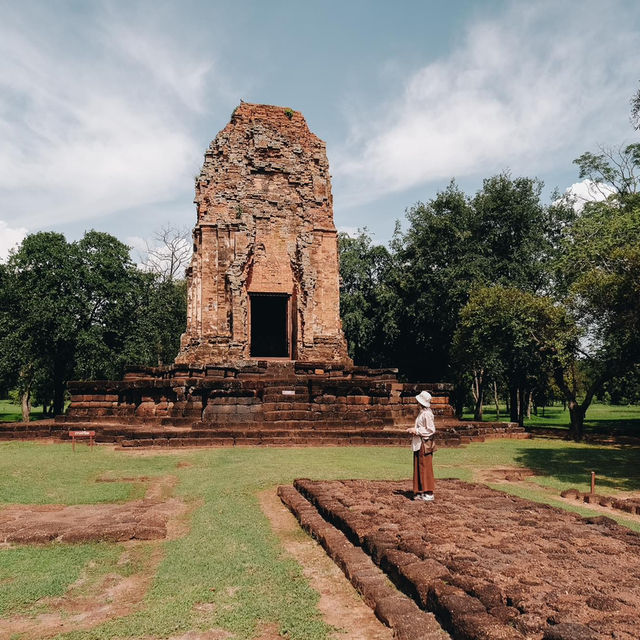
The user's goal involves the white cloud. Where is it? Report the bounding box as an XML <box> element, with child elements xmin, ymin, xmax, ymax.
<box><xmin>565</xmin><ymin>179</ymin><xmax>616</xmax><ymax>211</ymax></box>
<box><xmin>335</xmin><ymin>2</ymin><xmax>639</xmax><ymax>206</ymax></box>
<box><xmin>0</xmin><ymin>5</ymin><xmax>227</xmax><ymax>229</ymax></box>
<box><xmin>0</xmin><ymin>220</ymin><xmax>27</xmax><ymax>262</ymax></box>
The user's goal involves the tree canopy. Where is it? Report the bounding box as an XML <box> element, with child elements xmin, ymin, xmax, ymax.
<box><xmin>339</xmin><ymin>161</ymin><xmax>638</xmax><ymax>439</ymax></box>
<box><xmin>0</xmin><ymin>230</ymin><xmax>187</xmax><ymax>419</ymax></box>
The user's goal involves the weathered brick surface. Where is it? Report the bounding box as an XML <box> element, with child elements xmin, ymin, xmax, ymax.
<box><xmin>561</xmin><ymin>489</ymin><xmax>640</xmax><ymax>517</ymax></box>
<box><xmin>176</xmin><ymin>102</ymin><xmax>350</xmax><ymax>366</ymax></box>
<box><xmin>277</xmin><ymin>485</ymin><xmax>448</xmax><ymax>639</ymax></box>
<box><xmin>290</xmin><ymin>479</ymin><xmax>640</xmax><ymax>640</ymax></box>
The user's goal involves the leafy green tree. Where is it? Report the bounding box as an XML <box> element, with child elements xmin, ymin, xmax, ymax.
<box><xmin>553</xmin><ymin>200</ymin><xmax>640</xmax><ymax>439</ymax></box>
<box><xmin>392</xmin><ymin>174</ymin><xmax>570</xmax><ymax>385</ymax></box>
<box><xmin>453</xmin><ymin>287</ymin><xmax>576</xmax><ymax>426</ymax></box>
<box><xmin>602</xmin><ymin>366</ymin><xmax>640</xmax><ymax>404</ymax></box>
<box><xmin>391</xmin><ymin>181</ymin><xmax>478</xmax><ymax>381</ymax></box>
<box><xmin>470</xmin><ymin>174</ymin><xmax>568</xmax><ymax>292</ymax></box>
<box><xmin>0</xmin><ymin>231</ymin><xmax>144</xmax><ymax>418</ymax></box>
<box><xmin>573</xmin><ymin>144</ymin><xmax>640</xmax><ymax>208</ymax></box>
<box><xmin>338</xmin><ymin>230</ymin><xmax>400</xmax><ymax>367</ymax></box>
<box><xmin>0</xmin><ymin>233</ymin><xmax>75</xmax><ymax>418</ymax></box>
<box><xmin>124</xmin><ymin>275</ymin><xmax>187</xmax><ymax>367</ymax></box>
<box><xmin>0</xmin><ymin>230</ymin><xmax>189</xmax><ymax>420</ymax></box>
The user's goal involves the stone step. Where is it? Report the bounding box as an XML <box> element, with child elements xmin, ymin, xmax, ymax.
<box><xmin>119</xmin><ymin>435</ymin><xmax>470</xmax><ymax>448</ymax></box>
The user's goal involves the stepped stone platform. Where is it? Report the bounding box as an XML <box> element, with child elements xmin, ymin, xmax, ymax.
<box><xmin>1</xmin><ymin>362</ymin><xmax>526</xmax><ymax>447</ymax></box>
<box><xmin>279</xmin><ymin>478</ymin><xmax>640</xmax><ymax>640</ymax></box>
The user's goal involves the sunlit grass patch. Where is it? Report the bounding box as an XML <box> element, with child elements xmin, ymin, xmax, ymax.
<box><xmin>0</xmin><ymin>543</ymin><xmax>122</xmax><ymax>616</ymax></box>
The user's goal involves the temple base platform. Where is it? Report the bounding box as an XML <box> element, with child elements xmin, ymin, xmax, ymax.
<box><xmin>1</xmin><ymin>361</ymin><xmax>527</xmax><ymax>447</ymax></box>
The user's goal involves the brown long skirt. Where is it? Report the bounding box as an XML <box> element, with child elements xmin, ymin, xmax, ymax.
<box><xmin>413</xmin><ymin>442</ymin><xmax>435</xmax><ymax>494</ymax></box>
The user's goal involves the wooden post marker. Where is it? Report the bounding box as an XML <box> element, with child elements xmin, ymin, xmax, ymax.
<box><xmin>69</xmin><ymin>430</ymin><xmax>95</xmax><ymax>451</ymax></box>
<box><xmin>590</xmin><ymin>471</ymin><xmax>596</xmax><ymax>495</ymax></box>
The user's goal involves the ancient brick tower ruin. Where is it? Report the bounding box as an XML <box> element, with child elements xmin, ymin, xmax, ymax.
<box><xmin>29</xmin><ymin>103</ymin><xmax>525</xmax><ymax>447</ymax></box>
<box><xmin>176</xmin><ymin>102</ymin><xmax>351</xmax><ymax>367</ymax></box>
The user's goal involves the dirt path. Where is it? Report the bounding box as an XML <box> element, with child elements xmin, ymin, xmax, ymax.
<box><xmin>259</xmin><ymin>488</ymin><xmax>393</xmax><ymax>640</ymax></box>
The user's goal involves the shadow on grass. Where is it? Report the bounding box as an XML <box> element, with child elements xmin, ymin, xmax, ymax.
<box><xmin>515</xmin><ymin>445</ymin><xmax>640</xmax><ymax>491</ymax></box>
<box><xmin>526</xmin><ymin>418</ymin><xmax>640</xmax><ymax>441</ymax></box>
<box><xmin>583</xmin><ymin>418</ymin><xmax>640</xmax><ymax>438</ymax></box>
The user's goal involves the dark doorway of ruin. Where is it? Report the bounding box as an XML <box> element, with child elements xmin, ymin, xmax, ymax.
<box><xmin>250</xmin><ymin>293</ymin><xmax>290</xmax><ymax>358</ymax></box>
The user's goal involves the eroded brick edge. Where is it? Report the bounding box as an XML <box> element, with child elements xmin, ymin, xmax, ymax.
<box><xmin>277</xmin><ymin>484</ymin><xmax>448</xmax><ymax>640</ymax></box>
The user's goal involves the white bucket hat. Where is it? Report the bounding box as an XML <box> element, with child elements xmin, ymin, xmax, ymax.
<box><xmin>415</xmin><ymin>391</ymin><xmax>432</xmax><ymax>408</ymax></box>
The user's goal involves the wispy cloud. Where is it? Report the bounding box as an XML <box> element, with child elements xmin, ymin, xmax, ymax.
<box><xmin>0</xmin><ymin>220</ymin><xmax>27</xmax><ymax>262</ymax></box>
<box><xmin>0</xmin><ymin>4</ymin><xmax>227</xmax><ymax>229</ymax></box>
<box><xmin>335</xmin><ymin>2</ymin><xmax>639</xmax><ymax>205</ymax></box>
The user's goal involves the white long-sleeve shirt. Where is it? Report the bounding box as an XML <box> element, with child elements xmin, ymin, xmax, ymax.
<box><xmin>410</xmin><ymin>407</ymin><xmax>435</xmax><ymax>452</ymax></box>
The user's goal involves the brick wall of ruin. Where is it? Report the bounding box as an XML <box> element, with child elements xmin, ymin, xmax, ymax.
<box><xmin>175</xmin><ymin>103</ymin><xmax>351</xmax><ymax>366</ymax></box>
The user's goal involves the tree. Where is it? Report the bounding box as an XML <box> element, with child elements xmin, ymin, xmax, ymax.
<box><xmin>573</xmin><ymin>144</ymin><xmax>640</xmax><ymax>208</ymax></box>
<box><xmin>392</xmin><ymin>174</ymin><xmax>569</xmax><ymax>385</ymax></box>
<box><xmin>631</xmin><ymin>84</ymin><xmax>640</xmax><ymax>130</ymax></box>
<box><xmin>142</xmin><ymin>224</ymin><xmax>192</xmax><ymax>283</ymax></box>
<box><xmin>0</xmin><ymin>231</ymin><xmax>144</xmax><ymax>418</ymax></box>
<box><xmin>0</xmin><ymin>233</ymin><xmax>76</xmax><ymax>418</ymax></box>
<box><xmin>453</xmin><ymin>287</ymin><xmax>576</xmax><ymax>427</ymax></box>
<box><xmin>470</xmin><ymin>173</ymin><xmax>566</xmax><ymax>292</ymax></box>
<box><xmin>338</xmin><ymin>230</ymin><xmax>400</xmax><ymax>367</ymax></box>
<box><xmin>391</xmin><ymin>181</ymin><xmax>478</xmax><ymax>382</ymax></box>
<box><xmin>553</xmin><ymin>200</ymin><xmax>640</xmax><ymax>439</ymax></box>
<box><xmin>124</xmin><ymin>274</ymin><xmax>187</xmax><ymax>367</ymax></box>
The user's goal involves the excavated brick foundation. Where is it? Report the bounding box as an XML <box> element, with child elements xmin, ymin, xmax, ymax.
<box><xmin>280</xmin><ymin>478</ymin><xmax>640</xmax><ymax>640</ymax></box>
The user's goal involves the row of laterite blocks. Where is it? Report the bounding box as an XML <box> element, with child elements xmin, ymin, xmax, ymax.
<box><xmin>561</xmin><ymin>489</ymin><xmax>640</xmax><ymax>515</ymax></box>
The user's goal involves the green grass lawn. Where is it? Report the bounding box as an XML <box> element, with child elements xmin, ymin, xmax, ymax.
<box><xmin>0</xmin><ymin>438</ymin><xmax>639</xmax><ymax>639</ymax></box>
<box><xmin>0</xmin><ymin>398</ymin><xmax>68</xmax><ymax>422</ymax></box>
<box><xmin>463</xmin><ymin>401</ymin><xmax>640</xmax><ymax>437</ymax></box>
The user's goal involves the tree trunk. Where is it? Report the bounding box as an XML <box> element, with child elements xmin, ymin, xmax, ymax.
<box><xmin>473</xmin><ymin>370</ymin><xmax>485</xmax><ymax>421</ymax></box>
<box><xmin>474</xmin><ymin>387</ymin><xmax>484</xmax><ymax>421</ymax></box>
<box><xmin>517</xmin><ymin>388</ymin><xmax>526</xmax><ymax>427</ymax></box>
<box><xmin>553</xmin><ymin>365</ymin><xmax>603</xmax><ymax>442</ymax></box>
<box><xmin>53</xmin><ymin>380</ymin><xmax>66</xmax><ymax>416</ymax></box>
<box><xmin>568</xmin><ymin>402</ymin><xmax>586</xmax><ymax>441</ymax></box>
<box><xmin>21</xmin><ymin>386</ymin><xmax>31</xmax><ymax>422</ymax></box>
<box><xmin>470</xmin><ymin>368</ymin><xmax>485</xmax><ymax>421</ymax></box>
<box><xmin>493</xmin><ymin>381</ymin><xmax>500</xmax><ymax>420</ymax></box>
<box><xmin>509</xmin><ymin>387</ymin><xmax>518</xmax><ymax>423</ymax></box>
<box><xmin>526</xmin><ymin>391</ymin><xmax>533</xmax><ymax>419</ymax></box>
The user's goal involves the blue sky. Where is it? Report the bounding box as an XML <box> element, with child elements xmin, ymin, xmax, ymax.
<box><xmin>1</xmin><ymin>0</ymin><xmax>639</xmax><ymax>259</ymax></box>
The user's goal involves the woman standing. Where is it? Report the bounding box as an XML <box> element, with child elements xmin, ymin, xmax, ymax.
<box><xmin>407</xmin><ymin>390</ymin><xmax>436</xmax><ymax>501</ymax></box>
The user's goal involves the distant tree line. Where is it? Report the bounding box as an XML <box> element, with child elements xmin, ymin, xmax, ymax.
<box><xmin>339</xmin><ymin>94</ymin><xmax>640</xmax><ymax>441</ymax></box>
<box><xmin>0</xmin><ymin>228</ymin><xmax>188</xmax><ymax>421</ymax></box>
